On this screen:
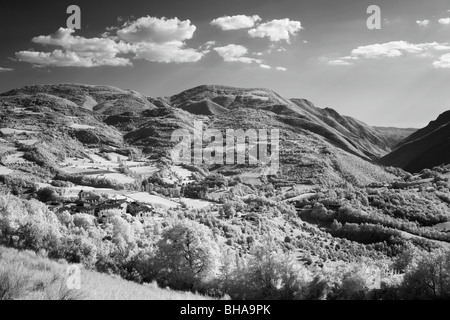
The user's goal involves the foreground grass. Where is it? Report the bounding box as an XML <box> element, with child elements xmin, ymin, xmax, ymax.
<box><xmin>0</xmin><ymin>246</ymin><xmax>210</xmax><ymax>300</ymax></box>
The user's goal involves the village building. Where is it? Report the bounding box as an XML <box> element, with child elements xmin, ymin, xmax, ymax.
<box><xmin>50</xmin><ymin>190</ymin><xmax>154</xmax><ymax>222</ymax></box>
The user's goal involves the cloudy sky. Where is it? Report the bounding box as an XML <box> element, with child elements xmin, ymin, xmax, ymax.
<box><xmin>1</xmin><ymin>0</ymin><xmax>450</xmax><ymax>128</ymax></box>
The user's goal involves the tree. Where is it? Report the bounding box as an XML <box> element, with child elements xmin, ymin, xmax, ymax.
<box><xmin>37</xmin><ymin>187</ymin><xmax>58</xmax><ymax>203</ymax></box>
<box><xmin>310</xmin><ymin>203</ymin><xmax>331</xmax><ymax>221</ymax></box>
<box><xmin>401</xmin><ymin>250</ymin><xmax>450</xmax><ymax>299</ymax></box>
<box><xmin>339</xmin><ymin>268</ymin><xmax>370</xmax><ymax>300</ymax></box>
<box><xmin>109</xmin><ymin>215</ymin><xmax>135</xmax><ymax>249</ymax></box>
<box><xmin>223</xmin><ymin>203</ymin><xmax>236</xmax><ymax>219</ymax></box>
<box><xmin>72</xmin><ymin>213</ymin><xmax>95</xmax><ymax>230</ymax></box>
<box><xmin>0</xmin><ymin>194</ymin><xmax>26</xmax><ymax>246</ymax></box>
<box><xmin>237</xmin><ymin>239</ymin><xmax>312</xmax><ymax>300</ymax></box>
<box><xmin>154</xmin><ymin>220</ymin><xmax>220</xmax><ymax>291</ymax></box>
<box><xmin>331</xmin><ymin>219</ymin><xmax>342</xmax><ymax>231</ymax></box>
<box><xmin>0</xmin><ymin>195</ymin><xmax>61</xmax><ymax>254</ymax></box>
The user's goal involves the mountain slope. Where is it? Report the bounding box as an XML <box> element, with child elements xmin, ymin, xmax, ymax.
<box><xmin>0</xmin><ymin>83</ymin><xmax>404</xmax><ymax>187</ymax></box>
<box><xmin>373</xmin><ymin>127</ymin><xmax>417</xmax><ymax>149</ymax></box>
<box><xmin>179</xmin><ymin>99</ymin><xmax>228</xmax><ymax>116</ymax></box>
<box><xmin>0</xmin><ymin>246</ymin><xmax>209</xmax><ymax>300</ymax></box>
<box><xmin>290</xmin><ymin>99</ymin><xmax>390</xmax><ymax>160</ymax></box>
<box><xmin>168</xmin><ymin>85</ymin><xmax>404</xmax><ymax>161</ymax></box>
<box><xmin>380</xmin><ymin>110</ymin><xmax>450</xmax><ymax>172</ymax></box>
<box><xmin>1</xmin><ymin>84</ymin><xmax>157</xmax><ymax>115</ymax></box>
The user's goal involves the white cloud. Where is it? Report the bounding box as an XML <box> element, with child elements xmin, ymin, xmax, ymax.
<box><xmin>16</xmin><ymin>50</ymin><xmax>131</xmax><ymax>67</ymax></box>
<box><xmin>248</xmin><ymin>18</ymin><xmax>302</xmax><ymax>43</ymax></box>
<box><xmin>275</xmin><ymin>66</ymin><xmax>287</xmax><ymax>71</ymax></box>
<box><xmin>16</xmin><ymin>28</ymin><xmax>133</xmax><ymax>67</ymax></box>
<box><xmin>32</xmin><ymin>28</ymin><xmax>133</xmax><ymax>54</ymax></box>
<box><xmin>214</xmin><ymin>44</ymin><xmax>262</xmax><ymax>64</ymax></box>
<box><xmin>135</xmin><ymin>41</ymin><xmax>204</xmax><ymax>63</ymax></box>
<box><xmin>433</xmin><ymin>53</ymin><xmax>450</xmax><ymax>68</ymax></box>
<box><xmin>416</xmin><ymin>20</ymin><xmax>430</xmax><ymax>27</ymax></box>
<box><xmin>438</xmin><ymin>18</ymin><xmax>450</xmax><ymax>25</ymax></box>
<box><xmin>353</xmin><ymin>41</ymin><xmax>450</xmax><ymax>58</ymax></box>
<box><xmin>117</xmin><ymin>16</ymin><xmax>196</xmax><ymax>43</ymax></box>
<box><xmin>116</xmin><ymin>16</ymin><xmax>204</xmax><ymax>63</ymax></box>
<box><xmin>0</xmin><ymin>67</ymin><xmax>13</xmax><ymax>72</ymax></box>
<box><xmin>210</xmin><ymin>15</ymin><xmax>261</xmax><ymax>31</ymax></box>
<box><xmin>260</xmin><ymin>64</ymin><xmax>271</xmax><ymax>69</ymax></box>
<box><xmin>326</xmin><ymin>41</ymin><xmax>450</xmax><ymax>68</ymax></box>
<box><xmin>327</xmin><ymin>59</ymin><xmax>353</xmax><ymax>66</ymax></box>
<box><xmin>17</xmin><ymin>17</ymin><xmax>206</xmax><ymax>67</ymax></box>
<box><xmin>203</xmin><ymin>41</ymin><xmax>216</xmax><ymax>50</ymax></box>
<box><xmin>340</xmin><ymin>41</ymin><xmax>449</xmax><ymax>60</ymax></box>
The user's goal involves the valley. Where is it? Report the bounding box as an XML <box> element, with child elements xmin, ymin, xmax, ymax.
<box><xmin>1</xmin><ymin>83</ymin><xmax>450</xmax><ymax>300</ymax></box>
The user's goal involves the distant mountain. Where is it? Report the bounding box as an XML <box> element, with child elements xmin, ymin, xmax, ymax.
<box><xmin>2</xmin><ymin>84</ymin><xmax>158</xmax><ymax>114</ymax></box>
<box><xmin>168</xmin><ymin>85</ymin><xmax>408</xmax><ymax>161</ymax></box>
<box><xmin>380</xmin><ymin>110</ymin><xmax>450</xmax><ymax>173</ymax></box>
<box><xmin>373</xmin><ymin>127</ymin><xmax>418</xmax><ymax>150</ymax></box>
<box><xmin>0</xmin><ymin>83</ymin><xmax>409</xmax><ymax>186</ymax></box>
<box><xmin>290</xmin><ymin>99</ymin><xmax>390</xmax><ymax>160</ymax></box>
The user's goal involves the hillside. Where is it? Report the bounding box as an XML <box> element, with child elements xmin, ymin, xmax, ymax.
<box><xmin>1</xmin><ymin>84</ymin><xmax>158</xmax><ymax>114</ymax></box>
<box><xmin>380</xmin><ymin>111</ymin><xmax>450</xmax><ymax>173</ymax></box>
<box><xmin>0</xmin><ymin>83</ymin><xmax>403</xmax><ymax>188</ymax></box>
<box><xmin>0</xmin><ymin>246</ymin><xmax>209</xmax><ymax>300</ymax></box>
<box><xmin>179</xmin><ymin>99</ymin><xmax>228</xmax><ymax>116</ymax></box>
<box><xmin>2</xmin><ymin>83</ymin><xmax>450</xmax><ymax>300</ymax></box>
<box><xmin>168</xmin><ymin>85</ymin><xmax>405</xmax><ymax>161</ymax></box>
<box><xmin>373</xmin><ymin>127</ymin><xmax>417</xmax><ymax>149</ymax></box>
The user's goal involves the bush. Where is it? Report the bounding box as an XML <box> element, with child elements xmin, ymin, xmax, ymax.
<box><xmin>37</xmin><ymin>187</ymin><xmax>59</xmax><ymax>203</ymax></box>
<box><xmin>60</xmin><ymin>235</ymin><xmax>98</xmax><ymax>268</ymax></box>
<box><xmin>153</xmin><ymin>220</ymin><xmax>220</xmax><ymax>292</ymax></box>
<box><xmin>225</xmin><ymin>240</ymin><xmax>313</xmax><ymax>300</ymax></box>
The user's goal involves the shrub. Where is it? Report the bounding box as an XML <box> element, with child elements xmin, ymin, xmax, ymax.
<box><xmin>72</xmin><ymin>213</ymin><xmax>96</xmax><ymax>230</ymax></box>
<box><xmin>153</xmin><ymin>220</ymin><xmax>220</xmax><ymax>292</ymax></box>
<box><xmin>227</xmin><ymin>240</ymin><xmax>313</xmax><ymax>300</ymax></box>
<box><xmin>37</xmin><ymin>187</ymin><xmax>59</xmax><ymax>203</ymax></box>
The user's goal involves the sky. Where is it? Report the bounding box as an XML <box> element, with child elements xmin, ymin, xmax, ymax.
<box><xmin>1</xmin><ymin>0</ymin><xmax>450</xmax><ymax>128</ymax></box>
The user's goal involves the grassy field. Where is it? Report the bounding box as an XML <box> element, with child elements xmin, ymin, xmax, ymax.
<box><xmin>68</xmin><ymin>124</ymin><xmax>96</xmax><ymax>130</ymax></box>
<box><xmin>3</xmin><ymin>152</ymin><xmax>28</xmax><ymax>164</ymax></box>
<box><xmin>179</xmin><ymin>198</ymin><xmax>213</xmax><ymax>209</ymax></box>
<box><xmin>0</xmin><ymin>165</ymin><xmax>13</xmax><ymax>175</ymax></box>
<box><xmin>434</xmin><ymin>222</ymin><xmax>450</xmax><ymax>232</ymax></box>
<box><xmin>0</xmin><ymin>246</ymin><xmax>210</xmax><ymax>300</ymax></box>
<box><xmin>126</xmin><ymin>192</ymin><xmax>179</xmax><ymax>209</ymax></box>
<box><xmin>129</xmin><ymin>165</ymin><xmax>159</xmax><ymax>177</ymax></box>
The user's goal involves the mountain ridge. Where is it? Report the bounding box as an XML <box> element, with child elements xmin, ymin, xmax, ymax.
<box><xmin>381</xmin><ymin>110</ymin><xmax>450</xmax><ymax>172</ymax></box>
<box><xmin>0</xmin><ymin>83</ymin><xmax>416</xmax><ymax>165</ymax></box>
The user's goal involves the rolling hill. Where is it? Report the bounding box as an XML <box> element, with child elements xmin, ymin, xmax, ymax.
<box><xmin>0</xmin><ymin>83</ymin><xmax>408</xmax><ymax>187</ymax></box>
<box><xmin>167</xmin><ymin>85</ymin><xmax>412</xmax><ymax>161</ymax></box>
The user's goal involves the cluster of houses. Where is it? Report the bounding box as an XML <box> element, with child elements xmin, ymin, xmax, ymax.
<box><xmin>47</xmin><ymin>189</ymin><xmax>154</xmax><ymax>220</ymax></box>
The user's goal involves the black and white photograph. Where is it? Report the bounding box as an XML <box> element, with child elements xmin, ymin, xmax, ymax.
<box><xmin>1</xmin><ymin>0</ymin><xmax>450</xmax><ymax>306</ymax></box>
